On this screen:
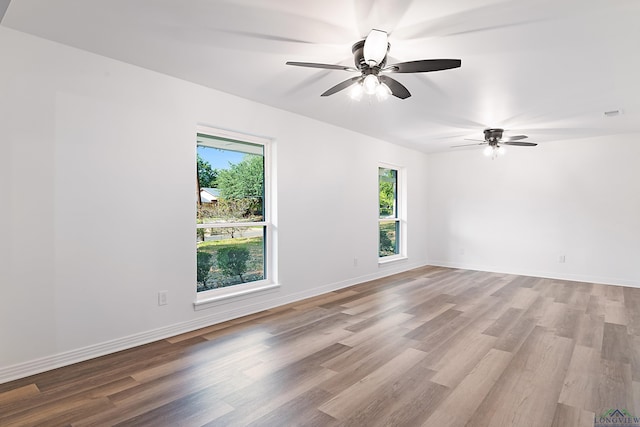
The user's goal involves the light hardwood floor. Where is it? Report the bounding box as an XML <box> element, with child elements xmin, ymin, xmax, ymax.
<box><xmin>1</xmin><ymin>266</ymin><xmax>639</xmax><ymax>426</ymax></box>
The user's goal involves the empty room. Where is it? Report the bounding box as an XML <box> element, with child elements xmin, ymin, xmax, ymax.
<box><xmin>1</xmin><ymin>1</ymin><xmax>639</xmax><ymax>426</ymax></box>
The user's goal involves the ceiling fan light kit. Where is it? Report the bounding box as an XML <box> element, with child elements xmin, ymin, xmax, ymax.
<box><xmin>484</xmin><ymin>145</ymin><xmax>506</xmax><ymax>159</ymax></box>
<box><xmin>286</xmin><ymin>29</ymin><xmax>461</xmax><ymax>100</ymax></box>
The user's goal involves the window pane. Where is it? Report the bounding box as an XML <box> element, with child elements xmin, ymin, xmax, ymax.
<box><xmin>196</xmin><ymin>226</ymin><xmax>265</xmax><ymax>291</ymax></box>
<box><xmin>379</xmin><ymin>167</ymin><xmax>397</xmax><ymax>218</ymax></box>
<box><xmin>197</xmin><ymin>136</ymin><xmax>264</xmax><ymax>223</ymax></box>
<box><xmin>379</xmin><ymin>220</ymin><xmax>399</xmax><ymax>257</ymax></box>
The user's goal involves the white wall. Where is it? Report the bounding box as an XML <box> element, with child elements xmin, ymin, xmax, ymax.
<box><xmin>0</xmin><ymin>28</ymin><xmax>429</xmax><ymax>382</ymax></box>
<box><xmin>426</xmin><ymin>135</ymin><xmax>640</xmax><ymax>287</ymax></box>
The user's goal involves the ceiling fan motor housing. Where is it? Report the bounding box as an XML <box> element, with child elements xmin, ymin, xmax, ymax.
<box><xmin>484</xmin><ymin>128</ymin><xmax>504</xmax><ymax>145</ymax></box>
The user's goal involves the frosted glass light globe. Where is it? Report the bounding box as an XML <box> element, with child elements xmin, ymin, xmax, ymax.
<box><xmin>376</xmin><ymin>83</ymin><xmax>391</xmax><ymax>100</ymax></box>
<box><xmin>363</xmin><ymin>74</ymin><xmax>379</xmax><ymax>95</ymax></box>
<box><xmin>349</xmin><ymin>83</ymin><xmax>363</xmax><ymax>101</ymax></box>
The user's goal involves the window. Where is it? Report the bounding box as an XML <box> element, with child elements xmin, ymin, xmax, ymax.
<box><xmin>196</xmin><ymin>128</ymin><xmax>271</xmax><ymax>294</ymax></box>
<box><xmin>379</xmin><ymin>166</ymin><xmax>403</xmax><ymax>260</ymax></box>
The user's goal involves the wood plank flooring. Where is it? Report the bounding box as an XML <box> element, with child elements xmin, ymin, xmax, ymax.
<box><xmin>1</xmin><ymin>266</ymin><xmax>640</xmax><ymax>426</ymax></box>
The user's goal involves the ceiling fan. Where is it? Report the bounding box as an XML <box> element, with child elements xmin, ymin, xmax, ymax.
<box><xmin>452</xmin><ymin>128</ymin><xmax>538</xmax><ymax>158</ymax></box>
<box><xmin>286</xmin><ymin>29</ymin><xmax>461</xmax><ymax>100</ymax></box>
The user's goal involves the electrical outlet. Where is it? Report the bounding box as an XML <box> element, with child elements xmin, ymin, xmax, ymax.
<box><xmin>353</xmin><ymin>257</ymin><xmax>358</xmax><ymax>267</ymax></box>
<box><xmin>158</xmin><ymin>291</ymin><xmax>168</xmax><ymax>306</ymax></box>
<box><xmin>558</xmin><ymin>255</ymin><xmax>566</xmax><ymax>264</ymax></box>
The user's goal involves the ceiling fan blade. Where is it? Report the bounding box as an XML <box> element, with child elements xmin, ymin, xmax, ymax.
<box><xmin>386</xmin><ymin>59</ymin><xmax>461</xmax><ymax>73</ymax></box>
<box><xmin>502</xmin><ymin>141</ymin><xmax>538</xmax><ymax>146</ymax></box>
<box><xmin>378</xmin><ymin>75</ymin><xmax>411</xmax><ymax>99</ymax></box>
<box><xmin>504</xmin><ymin>135</ymin><xmax>528</xmax><ymax>141</ymax></box>
<box><xmin>463</xmin><ymin>138</ymin><xmax>485</xmax><ymax>142</ymax></box>
<box><xmin>321</xmin><ymin>76</ymin><xmax>362</xmax><ymax>97</ymax></box>
<box><xmin>0</xmin><ymin>0</ymin><xmax>10</xmax><ymax>24</ymax></box>
<box><xmin>363</xmin><ymin>29</ymin><xmax>388</xmax><ymax>66</ymax></box>
<box><xmin>452</xmin><ymin>142</ymin><xmax>487</xmax><ymax>148</ymax></box>
<box><xmin>286</xmin><ymin>62</ymin><xmax>358</xmax><ymax>72</ymax></box>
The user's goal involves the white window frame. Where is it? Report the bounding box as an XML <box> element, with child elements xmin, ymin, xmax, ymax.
<box><xmin>194</xmin><ymin>125</ymin><xmax>278</xmax><ymax>310</ymax></box>
<box><xmin>378</xmin><ymin>163</ymin><xmax>407</xmax><ymax>264</ymax></box>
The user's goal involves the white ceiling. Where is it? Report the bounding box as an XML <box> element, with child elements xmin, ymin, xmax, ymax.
<box><xmin>2</xmin><ymin>0</ymin><xmax>639</xmax><ymax>152</ymax></box>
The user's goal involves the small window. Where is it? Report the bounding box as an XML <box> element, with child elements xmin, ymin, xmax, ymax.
<box><xmin>379</xmin><ymin>166</ymin><xmax>402</xmax><ymax>259</ymax></box>
<box><xmin>196</xmin><ymin>131</ymin><xmax>269</xmax><ymax>292</ymax></box>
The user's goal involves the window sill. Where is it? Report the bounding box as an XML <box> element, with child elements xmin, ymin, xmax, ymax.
<box><xmin>193</xmin><ymin>283</ymin><xmax>280</xmax><ymax>311</ymax></box>
<box><xmin>378</xmin><ymin>255</ymin><xmax>408</xmax><ymax>266</ymax></box>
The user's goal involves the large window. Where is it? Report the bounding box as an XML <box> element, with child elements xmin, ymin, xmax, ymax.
<box><xmin>196</xmin><ymin>129</ymin><xmax>269</xmax><ymax>293</ymax></box>
<box><xmin>379</xmin><ymin>166</ymin><xmax>403</xmax><ymax>259</ymax></box>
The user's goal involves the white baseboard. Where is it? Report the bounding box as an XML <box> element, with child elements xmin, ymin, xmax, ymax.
<box><xmin>427</xmin><ymin>259</ymin><xmax>640</xmax><ymax>288</ymax></box>
<box><xmin>0</xmin><ymin>260</ymin><xmax>428</xmax><ymax>385</ymax></box>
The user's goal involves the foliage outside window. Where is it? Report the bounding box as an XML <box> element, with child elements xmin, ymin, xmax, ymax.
<box><xmin>379</xmin><ymin>167</ymin><xmax>400</xmax><ymax>258</ymax></box>
<box><xmin>196</xmin><ymin>132</ymin><xmax>267</xmax><ymax>292</ymax></box>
